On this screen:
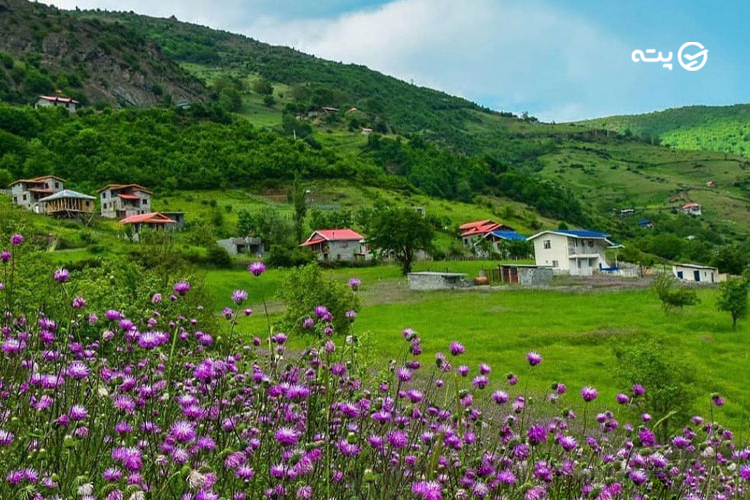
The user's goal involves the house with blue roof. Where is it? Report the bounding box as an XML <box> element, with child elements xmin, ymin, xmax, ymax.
<box><xmin>479</xmin><ymin>230</ymin><xmax>530</xmax><ymax>258</ymax></box>
<box><xmin>527</xmin><ymin>229</ymin><xmax>621</xmax><ymax>276</ymax></box>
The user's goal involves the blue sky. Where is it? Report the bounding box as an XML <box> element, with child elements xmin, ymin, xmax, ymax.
<box><xmin>47</xmin><ymin>0</ymin><xmax>750</xmax><ymax>121</ymax></box>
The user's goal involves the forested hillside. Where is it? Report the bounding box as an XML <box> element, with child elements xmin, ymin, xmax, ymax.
<box><xmin>0</xmin><ymin>0</ymin><xmax>204</xmax><ymax>106</ymax></box>
<box><xmin>580</xmin><ymin>104</ymin><xmax>750</xmax><ymax>157</ymax></box>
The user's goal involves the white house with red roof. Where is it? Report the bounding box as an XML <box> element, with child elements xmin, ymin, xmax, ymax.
<box><xmin>119</xmin><ymin>212</ymin><xmax>177</xmax><ymax>241</ymax></box>
<box><xmin>35</xmin><ymin>95</ymin><xmax>79</xmax><ymax>112</ymax></box>
<box><xmin>459</xmin><ymin>219</ymin><xmax>514</xmax><ymax>248</ymax></box>
<box><xmin>98</xmin><ymin>184</ymin><xmax>153</xmax><ymax>219</ymax></box>
<box><xmin>10</xmin><ymin>175</ymin><xmax>65</xmax><ymax>213</ymax></box>
<box><xmin>681</xmin><ymin>202</ymin><xmax>702</xmax><ymax>216</ymax></box>
<box><xmin>300</xmin><ymin>229</ymin><xmax>369</xmax><ymax>262</ymax></box>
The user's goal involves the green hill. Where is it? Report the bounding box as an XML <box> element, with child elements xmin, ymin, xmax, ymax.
<box><xmin>579</xmin><ymin>104</ymin><xmax>750</xmax><ymax>157</ymax></box>
<box><xmin>1</xmin><ymin>0</ymin><xmax>750</xmax><ymax>270</ymax></box>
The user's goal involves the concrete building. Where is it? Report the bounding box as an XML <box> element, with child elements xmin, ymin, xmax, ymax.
<box><xmin>98</xmin><ymin>184</ymin><xmax>152</xmax><ymax>219</ymax></box>
<box><xmin>672</xmin><ymin>264</ymin><xmax>725</xmax><ymax>283</ymax></box>
<box><xmin>35</xmin><ymin>95</ymin><xmax>78</xmax><ymax>112</ymax></box>
<box><xmin>10</xmin><ymin>175</ymin><xmax>65</xmax><ymax>213</ymax></box>
<box><xmin>217</xmin><ymin>237</ymin><xmax>265</xmax><ymax>256</ymax></box>
<box><xmin>407</xmin><ymin>272</ymin><xmax>469</xmax><ymax>291</ymax></box>
<box><xmin>497</xmin><ymin>265</ymin><xmax>553</xmax><ymax>286</ymax></box>
<box><xmin>300</xmin><ymin>229</ymin><xmax>369</xmax><ymax>262</ymax></box>
<box><xmin>528</xmin><ymin>229</ymin><xmax>619</xmax><ymax>276</ymax></box>
<box><xmin>161</xmin><ymin>212</ymin><xmax>186</xmax><ymax>230</ymax></box>
<box><xmin>38</xmin><ymin>190</ymin><xmax>95</xmax><ymax>217</ymax></box>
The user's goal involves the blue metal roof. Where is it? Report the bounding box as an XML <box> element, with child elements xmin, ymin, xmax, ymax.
<box><xmin>490</xmin><ymin>230</ymin><xmax>527</xmax><ymax>241</ymax></box>
<box><xmin>555</xmin><ymin>229</ymin><xmax>610</xmax><ymax>238</ymax></box>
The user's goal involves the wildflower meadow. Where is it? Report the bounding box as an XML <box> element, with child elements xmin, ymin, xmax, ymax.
<box><xmin>0</xmin><ymin>233</ymin><xmax>747</xmax><ymax>500</ymax></box>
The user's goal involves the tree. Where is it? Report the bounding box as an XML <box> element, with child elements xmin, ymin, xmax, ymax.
<box><xmin>653</xmin><ymin>273</ymin><xmax>698</xmax><ymax>313</ymax></box>
<box><xmin>288</xmin><ymin>175</ymin><xmax>308</xmax><ymax>244</ymax></box>
<box><xmin>363</xmin><ymin>204</ymin><xmax>434</xmax><ymax>275</ymax></box>
<box><xmin>252</xmin><ymin>78</ymin><xmax>274</xmax><ymax>96</ymax></box>
<box><xmin>716</xmin><ymin>278</ymin><xmax>749</xmax><ymax>329</ymax></box>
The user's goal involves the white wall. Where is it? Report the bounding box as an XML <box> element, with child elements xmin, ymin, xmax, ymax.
<box><xmin>673</xmin><ymin>266</ymin><xmax>718</xmax><ymax>283</ymax></box>
<box><xmin>532</xmin><ymin>233</ymin><xmax>609</xmax><ymax>276</ymax></box>
<box><xmin>532</xmin><ymin>233</ymin><xmax>572</xmax><ymax>272</ymax></box>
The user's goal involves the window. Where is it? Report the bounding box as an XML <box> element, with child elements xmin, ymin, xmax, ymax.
<box><xmin>552</xmin><ymin>260</ymin><xmax>559</xmax><ymax>268</ymax></box>
<box><xmin>543</xmin><ymin>240</ymin><xmax>551</xmax><ymax>249</ymax></box>
<box><xmin>588</xmin><ymin>240</ymin><xmax>594</xmax><ymax>248</ymax></box>
<box><xmin>55</xmin><ymin>182</ymin><xmax>59</xmax><ymax>189</ymax></box>
<box><xmin>22</xmin><ymin>194</ymin><xmax>27</xmax><ymax>201</ymax></box>
<box><xmin>13</xmin><ymin>197</ymin><xmax>17</xmax><ymax>203</ymax></box>
<box><xmin>142</xmin><ymin>199</ymin><xmax>148</xmax><ymax>207</ymax></box>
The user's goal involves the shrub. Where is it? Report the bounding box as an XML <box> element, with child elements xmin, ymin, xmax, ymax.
<box><xmin>205</xmin><ymin>243</ymin><xmax>232</xmax><ymax>269</ymax></box>
<box><xmin>653</xmin><ymin>273</ymin><xmax>698</xmax><ymax>312</ymax></box>
<box><xmin>276</xmin><ymin>263</ymin><xmax>358</xmax><ymax>337</ymax></box>
<box><xmin>716</xmin><ymin>277</ymin><xmax>749</xmax><ymax>329</ymax></box>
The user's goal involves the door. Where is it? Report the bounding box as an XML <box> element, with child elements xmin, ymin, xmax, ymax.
<box><xmin>677</xmin><ymin>271</ymin><xmax>683</xmax><ymax>279</ymax></box>
<box><xmin>511</xmin><ymin>268</ymin><xmax>519</xmax><ymax>283</ymax></box>
<box><xmin>694</xmin><ymin>270</ymin><xmax>700</xmax><ymax>282</ymax></box>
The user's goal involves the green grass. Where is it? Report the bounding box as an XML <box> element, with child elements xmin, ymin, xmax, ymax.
<box><xmin>206</xmin><ymin>263</ymin><xmax>750</xmax><ymax>428</ymax></box>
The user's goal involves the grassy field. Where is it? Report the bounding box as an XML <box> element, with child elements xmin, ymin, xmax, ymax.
<box><xmin>206</xmin><ymin>263</ymin><xmax>750</xmax><ymax>429</ymax></box>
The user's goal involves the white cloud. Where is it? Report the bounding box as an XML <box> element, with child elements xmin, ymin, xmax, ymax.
<box><xmin>244</xmin><ymin>0</ymin><xmax>655</xmax><ymax>121</ymax></box>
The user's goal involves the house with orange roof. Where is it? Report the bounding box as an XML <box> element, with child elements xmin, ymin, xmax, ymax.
<box><xmin>300</xmin><ymin>229</ymin><xmax>369</xmax><ymax>262</ymax></box>
<box><xmin>10</xmin><ymin>175</ymin><xmax>66</xmax><ymax>213</ymax></box>
<box><xmin>458</xmin><ymin>219</ymin><xmax>514</xmax><ymax>248</ymax></box>
<box><xmin>98</xmin><ymin>184</ymin><xmax>153</xmax><ymax>219</ymax></box>
<box><xmin>119</xmin><ymin>212</ymin><xmax>177</xmax><ymax>241</ymax></box>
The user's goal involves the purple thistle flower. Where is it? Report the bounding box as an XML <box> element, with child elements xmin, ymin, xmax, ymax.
<box><xmin>527</xmin><ymin>425</ymin><xmax>547</xmax><ymax>445</ymax></box>
<box><xmin>231</xmin><ymin>289</ymin><xmax>248</xmax><ymax>304</ymax></box>
<box><xmin>151</xmin><ymin>293</ymin><xmax>162</xmax><ymax>304</ymax></box>
<box><xmin>526</xmin><ymin>351</ymin><xmax>543</xmax><ymax>366</ymax></box>
<box><xmin>581</xmin><ymin>386</ymin><xmax>598</xmax><ymax>402</ymax></box>
<box><xmin>711</xmin><ymin>394</ymin><xmax>725</xmax><ymax>406</ymax></box>
<box><xmin>616</xmin><ymin>393</ymin><xmax>629</xmax><ymax>404</ymax></box>
<box><xmin>0</xmin><ymin>251</ymin><xmax>10</xmax><ymax>263</ymax></box>
<box><xmin>173</xmin><ymin>281</ymin><xmax>191</xmax><ymax>295</ymax></box>
<box><xmin>11</xmin><ymin>234</ymin><xmax>23</xmax><ymax>245</ymax></box>
<box><xmin>348</xmin><ymin>277</ymin><xmax>361</xmax><ymax>290</ymax></box>
<box><xmin>632</xmin><ymin>384</ymin><xmax>646</xmax><ymax>396</ymax></box>
<box><xmin>248</xmin><ymin>261</ymin><xmax>266</xmax><ymax>276</ymax></box>
<box><xmin>629</xmin><ymin>469</ymin><xmax>648</xmax><ymax>485</ymax></box>
<box><xmin>69</xmin><ymin>404</ymin><xmax>88</xmax><ymax>421</ymax></box>
<box><xmin>71</xmin><ymin>296</ymin><xmax>87</xmax><ymax>309</ymax></box>
<box><xmin>302</xmin><ymin>317</ymin><xmax>314</xmax><ymax>329</ymax></box>
<box><xmin>449</xmin><ymin>341</ymin><xmax>465</xmax><ymax>356</ymax></box>
<box><xmin>54</xmin><ymin>268</ymin><xmax>70</xmax><ymax>283</ymax></box>
<box><xmin>274</xmin><ymin>427</ymin><xmax>299</xmax><ymax>446</ymax></box>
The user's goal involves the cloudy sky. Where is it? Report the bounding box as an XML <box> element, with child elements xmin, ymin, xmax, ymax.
<box><xmin>45</xmin><ymin>0</ymin><xmax>750</xmax><ymax>121</ymax></box>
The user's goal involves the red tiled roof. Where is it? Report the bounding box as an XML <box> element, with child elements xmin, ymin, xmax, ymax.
<box><xmin>299</xmin><ymin>237</ymin><xmax>326</xmax><ymax>247</ymax></box>
<box><xmin>119</xmin><ymin>212</ymin><xmax>176</xmax><ymax>225</ymax></box>
<box><xmin>682</xmin><ymin>203</ymin><xmax>700</xmax><ymax>208</ymax></box>
<box><xmin>98</xmin><ymin>183</ymin><xmax>153</xmax><ymax>194</ymax></box>
<box><xmin>300</xmin><ymin>229</ymin><xmax>363</xmax><ymax>247</ymax></box>
<box><xmin>118</xmin><ymin>193</ymin><xmax>141</xmax><ymax>200</ymax></box>
<box><xmin>459</xmin><ymin>219</ymin><xmax>494</xmax><ymax>231</ymax></box>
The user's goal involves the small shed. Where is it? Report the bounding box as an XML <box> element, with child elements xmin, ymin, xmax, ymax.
<box><xmin>217</xmin><ymin>237</ymin><xmax>265</xmax><ymax>256</ymax></box>
<box><xmin>161</xmin><ymin>211</ymin><xmax>186</xmax><ymax>230</ymax></box>
<box><xmin>407</xmin><ymin>272</ymin><xmax>469</xmax><ymax>291</ymax></box>
<box><xmin>672</xmin><ymin>263</ymin><xmax>725</xmax><ymax>283</ymax></box>
<box><xmin>498</xmin><ymin>265</ymin><xmax>553</xmax><ymax>285</ymax></box>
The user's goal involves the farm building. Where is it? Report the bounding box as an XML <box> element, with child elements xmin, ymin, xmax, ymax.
<box><xmin>35</xmin><ymin>95</ymin><xmax>78</xmax><ymax>112</ymax></box>
<box><xmin>681</xmin><ymin>203</ymin><xmax>702</xmax><ymax>216</ymax></box>
<box><xmin>481</xmin><ymin>230</ymin><xmax>528</xmax><ymax>257</ymax></box>
<box><xmin>459</xmin><ymin>220</ymin><xmax>514</xmax><ymax>248</ymax></box>
<box><xmin>638</xmin><ymin>220</ymin><xmax>654</xmax><ymax>229</ymax></box>
<box><xmin>300</xmin><ymin>229</ymin><xmax>369</xmax><ymax>262</ymax></box>
<box><xmin>217</xmin><ymin>236</ymin><xmax>265</xmax><ymax>256</ymax></box>
<box><xmin>98</xmin><ymin>184</ymin><xmax>153</xmax><ymax>219</ymax></box>
<box><xmin>37</xmin><ymin>190</ymin><xmax>95</xmax><ymax>218</ymax></box>
<box><xmin>10</xmin><ymin>175</ymin><xmax>66</xmax><ymax>213</ymax></box>
<box><xmin>528</xmin><ymin>229</ymin><xmax>619</xmax><ymax>276</ymax></box>
<box><xmin>408</xmin><ymin>272</ymin><xmax>469</xmax><ymax>291</ymax></box>
<box><xmin>497</xmin><ymin>264</ymin><xmax>553</xmax><ymax>285</ymax></box>
<box><xmin>672</xmin><ymin>264</ymin><xmax>725</xmax><ymax>283</ymax></box>
<box><xmin>119</xmin><ymin>212</ymin><xmax>177</xmax><ymax>240</ymax></box>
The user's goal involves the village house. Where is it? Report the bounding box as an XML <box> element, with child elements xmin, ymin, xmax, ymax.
<box><xmin>361</xmin><ymin>127</ymin><xmax>373</xmax><ymax>136</ymax></box>
<box><xmin>98</xmin><ymin>184</ymin><xmax>153</xmax><ymax>219</ymax></box>
<box><xmin>638</xmin><ymin>219</ymin><xmax>654</xmax><ymax>229</ymax></box>
<box><xmin>38</xmin><ymin>190</ymin><xmax>95</xmax><ymax>218</ymax></box>
<box><xmin>217</xmin><ymin>236</ymin><xmax>265</xmax><ymax>256</ymax></box>
<box><xmin>35</xmin><ymin>95</ymin><xmax>79</xmax><ymax>112</ymax></box>
<box><xmin>459</xmin><ymin>220</ymin><xmax>514</xmax><ymax>248</ymax></box>
<box><xmin>672</xmin><ymin>263</ymin><xmax>725</xmax><ymax>283</ymax></box>
<box><xmin>10</xmin><ymin>175</ymin><xmax>65</xmax><ymax>213</ymax></box>
<box><xmin>119</xmin><ymin>212</ymin><xmax>176</xmax><ymax>241</ymax></box>
<box><xmin>527</xmin><ymin>229</ymin><xmax>619</xmax><ymax>276</ymax></box>
<box><xmin>681</xmin><ymin>203</ymin><xmax>702</xmax><ymax>216</ymax></box>
<box><xmin>299</xmin><ymin>229</ymin><xmax>368</xmax><ymax>262</ymax></box>
<box><xmin>477</xmin><ymin>230</ymin><xmax>528</xmax><ymax>258</ymax></box>
<box><xmin>161</xmin><ymin>211</ymin><xmax>186</xmax><ymax>230</ymax></box>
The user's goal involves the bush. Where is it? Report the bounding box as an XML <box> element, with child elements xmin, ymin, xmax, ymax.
<box><xmin>717</xmin><ymin>277</ymin><xmax>749</xmax><ymax>329</ymax></box>
<box><xmin>276</xmin><ymin>263</ymin><xmax>358</xmax><ymax>337</ymax></box>
<box><xmin>205</xmin><ymin>244</ymin><xmax>232</xmax><ymax>269</ymax></box>
<box><xmin>653</xmin><ymin>273</ymin><xmax>698</xmax><ymax>312</ymax></box>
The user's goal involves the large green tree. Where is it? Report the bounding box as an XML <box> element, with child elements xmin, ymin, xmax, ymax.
<box><xmin>363</xmin><ymin>204</ymin><xmax>434</xmax><ymax>275</ymax></box>
<box><xmin>717</xmin><ymin>277</ymin><xmax>749</xmax><ymax>329</ymax></box>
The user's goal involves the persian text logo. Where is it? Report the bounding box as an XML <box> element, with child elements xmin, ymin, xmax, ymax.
<box><xmin>631</xmin><ymin>42</ymin><xmax>707</xmax><ymax>71</ymax></box>
<box><xmin>678</xmin><ymin>42</ymin><xmax>708</xmax><ymax>71</ymax></box>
